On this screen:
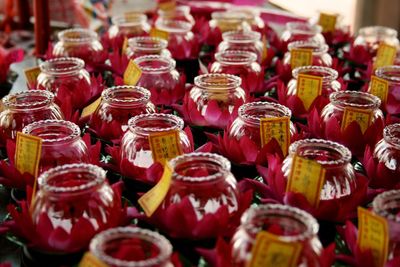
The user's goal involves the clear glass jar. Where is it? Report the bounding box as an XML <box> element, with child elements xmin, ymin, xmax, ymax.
<box><xmin>31</xmin><ymin>163</ymin><xmax>120</xmax><ymax>253</ymax></box>
<box><xmin>22</xmin><ymin>120</ymin><xmax>89</xmax><ymax>174</ymax></box>
<box><xmin>89</xmin><ymin>86</ymin><xmax>156</xmax><ymax>141</ymax></box>
<box><xmin>154</xmin><ymin>20</ymin><xmax>198</xmax><ymax>60</ymax></box>
<box><xmin>209</xmin><ymin>50</ymin><xmax>263</xmax><ymax>94</ymax></box>
<box><xmin>228</xmin><ymin>7</ymin><xmax>265</xmax><ymax>33</ymax></box>
<box><xmin>209</xmin><ymin>11</ymin><xmax>254</xmax><ymax>33</ymax></box>
<box><xmin>89</xmin><ymin>227</ymin><xmax>173</xmax><ymax>267</ymax></box>
<box><xmin>229</xmin><ymin>101</ymin><xmax>297</xmax><ymax>148</ymax></box>
<box><xmin>162</xmin><ymin>152</ymin><xmax>239</xmax><ymax>221</ymax></box>
<box><xmin>369</xmin><ymin>65</ymin><xmax>400</xmax><ymax>113</ymax></box>
<box><xmin>127</xmin><ymin>37</ymin><xmax>171</xmax><ymax>59</ymax></box>
<box><xmin>108</xmin><ymin>14</ymin><xmax>151</xmax><ymax>41</ymax></box>
<box><xmin>231</xmin><ymin>204</ymin><xmax>322</xmax><ymax>267</ymax></box>
<box><xmin>217</xmin><ymin>30</ymin><xmax>264</xmax><ymax>64</ymax></box>
<box><xmin>281</xmin><ymin>22</ymin><xmax>325</xmax><ymax>50</ymax></box>
<box><xmin>282</xmin><ymin>139</ymin><xmax>356</xmax><ymax>200</ymax></box>
<box><xmin>0</xmin><ymin>90</ymin><xmax>63</xmax><ymax>144</ymax></box>
<box><xmin>283</xmin><ymin>41</ymin><xmax>332</xmax><ymax>70</ymax></box>
<box><xmin>373</xmin><ymin>190</ymin><xmax>400</xmax><ymax>259</ymax></box>
<box><xmin>120</xmin><ymin>114</ymin><xmax>192</xmax><ymax>168</ymax></box>
<box><xmin>135</xmin><ymin>55</ymin><xmax>185</xmax><ymax>106</ymax></box>
<box><xmin>189</xmin><ymin>73</ymin><xmax>246</xmax><ymax>120</ymax></box>
<box><xmin>156</xmin><ymin>5</ymin><xmax>195</xmax><ymax>26</ymax></box>
<box><xmin>53</xmin><ymin>28</ymin><xmax>106</xmax><ymax>65</ymax></box>
<box><xmin>37</xmin><ymin>57</ymin><xmax>91</xmax><ymax>109</ymax></box>
<box><xmin>353</xmin><ymin>26</ymin><xmax>400</xmax><ymax>55</ymax></box>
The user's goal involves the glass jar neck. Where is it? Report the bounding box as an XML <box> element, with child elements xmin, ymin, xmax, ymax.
<box><xmin>194</xmin><ymin>73</ymin><xmax>241</xmax><ymax>94</ymax></box>
<box><xmin>329</xmin><ymin>91</ymin><xmax>381</xmax><ymax>110</ymax></box>
<box><xmin>134</xmin><ymin>55</ymin><xmax>175</xmax><ymax>74</ymax></box>
<box><xmin>358</xmin><ymin>26</ymin><xmax>398</xmax><ymax>40</ymax></box>
<box><xmin>129</xmin><ymin>37</ymin><xmax>168</xmax><ymax>54</ymax></box>
<box><xmin>241</xmin><ymin>204</ymin><xmax>319</xmax><ymax>243</ymax></box>
<box><xmin>155</xmin><ymin>19</ymin><xmax>192</xmax><ymax>34</ymax></box>
<box><xmin>383</xmin><ymin>123</ymin><xmax>400</xmax><ymax>150</ymax></box>
<box><xmin>238</xmin><ymin>102</ymin><xmax>292</xmax><ymax>127</ymax></box>
<box><xmin>289</xmin><ymin>139</ymin><xmax>352</xmax><ymax>168</ymax></box>
<box><xmin>222</xmin><ymin>30</ymin><xmax>261</xmax><ymax>45</ymax></box>
<box><xmin>128</xmin><ymin>113</ymin><xmax>183</xmax><ymax>136</ymax></box>
<box><xmin>288</xmin><ymin>41</ymin><xmax>328</xmax><ymax>55</ymax></box>
<box><xmin>375</xmin><ymin>65</ymin><xmax>400</xmax><ymax>84</ymax></box>
<box><xmin>58</xmin><ymin>28</ymin><xmax>98</xmax><ymax>44</ymax></box>
<box><xmin>40</xmin><ymin>57</ymin><xmax>85</xmax><ymax>77</ymax></box>
<box><xmin>38</xmin><ymin>163</ymin><xmax>106</xmax><ymax>198</ymax></box>
<box><xmin>372</xmin><ymin>190</ymin><xmax>400</xmax><ymax>222</ymax></box>
<box><xmin>22</xmin><ymin>119</ymin><xmax>80</xmax><ymax>146</ymax></box>
<box><xmin>286</xmin><ymin>22</ymin><xmax>322</xmax><ymax>36</ymax></box>
<box><xmin>112</xmin><ymin>13</ymin><xmax>147</xmax><ymax>27</ymax></box>
<box><xmin>90</xmin><ymin>227</ymin><xmax>172</xmax><ymax>267</ymax></box>
<box><xmin>215</xmin><ymin>50</ymin><xmax>257</xmax><ymax>66</ymax></box>
<box><xmin>292</xmin><ymin>66</ymin><xmax>338</xmax><ymax>86</ymax></box>
<box><xmin>2</xmin><ymin>90</ymin><xmax>54</xmax><ymax>112</ymax></box>
<box><xmin>170</xmin><ymin>152</ymin><xmax>231</xmax><ymax>184</ymax></box>
<box><xmin>102</xmin><ymin>86</ymin><xmax>151</xmax><ymax>108</ymax></box>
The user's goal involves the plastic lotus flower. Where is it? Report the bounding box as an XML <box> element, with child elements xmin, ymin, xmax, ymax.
<box><xmin>343</xmin><ymin>44</ymin><xmax>373</xmax><ymax>67</ymax></box>
<box><xmin>0</xmin><ymin>46</ymin><xmax>24</xmax><ymax>84</ymax></box>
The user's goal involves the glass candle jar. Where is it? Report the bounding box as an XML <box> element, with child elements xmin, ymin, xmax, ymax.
<box><xmin>22</xmin><ymin>120</ymin><xmax>89</xmax><ymax>174</ymax></box>
<box><xmin>229</xmin><ymin>102</ymin><xmax>297</xmax><ymax>148</ymax></box>
<box><xmin>89</xmin><ymin>85</ymin><xmax>156</xmax><ymax>141</ymax></box>
<box><xmin>127</xmin><ymin>37</ymin><xmax>171</xmax><ymax>59</ymax></box>
<box><xmin>281</xmin><ymin>22</ymin><xmax>325</xmax><ymax>50</ymax></box>
<box><xmin>0</xmin><ymin>90</ymin><xmax>63</xmax><ymax>144</ymax></box>
<box><xmin>89</xmin><ymin>227</ymin><xmax>173</xmax><ymax>267</ymax></box>
<box><xmin>353</xmin><ymin>26</ymin><xmax>400</xmax><ymax>55</ymax></box>
<box><xmin>154</xmin><ymin>20</ymin><xmax>198</xmax><ymax>60</ymax></box>
<box><xmin>156</xmin><ymin>5</ymin><xmax>195</xmax><ymax>26</ymax></box>
<box><xmin>37</xmin><ymin>57</ymin><xmax>91</xmax><ymax>109</ymax></box>
<box><xmin>31</xmin><ymin>163</ymin><xmax>121</xmax><ymax>253</ymax></box>
<box><xmin>283</xmin><ymin>41</ymin><xmax>332</xmax><ymax>70</ymax></box>
<box><xmin>189</xmin><ymin>73</ymin><xmax>246</xmax><ymax>119</ymax></box>
<box><xmin>209</xmin><ymin>11</ymin><xmax>254</xmax><ymax>33</ymax></box>
<box><xmin>108</xmin><ymin>13</ymin><xmax>151</xmax><ymax>41</ymax></box>
<box><xmin>162</xmin><ymin>152</ymin><xmax>239</xmax><ymax>221</ymax></box>
<box><xmin>217</xmin><ymin>30</ymin><xmax>264</xmax><ymax>64</ymax></box>
<box><xmin>231</xmin><ymin>204</ymin><xmax>322</xmax><ymax>267</ymax></box>
<box><xmin>282</xmin><ymin>139</ymin><xmax>356</xmax><ymax>200</ymax></box>
<box><xmin>135</xmin><ymin>55</ymin><xmax>184</xmax><ymax>106</ymax></box>
<box><xmin>373</xmin><ymin>190</ymin><xmax>400</xmax><ymax>259</ymax></box>
<box><xmin>209</xmin><ymin>50</ymin><xmax>263</xmax><ymax>94</ymax></box>
<box><xmin>369</xmin><ymin>65</ymin><xmax>400</xmax><ymax>114</ymax></box>
<box><xmin>53</xmin><ymin>28</ymin><xmax>106</xmax><ymax>65</ymax></box>
<box><xmin>120</xmin><ymin>114</ymin><xmax>192</xmax><ymax>169</ymax></box>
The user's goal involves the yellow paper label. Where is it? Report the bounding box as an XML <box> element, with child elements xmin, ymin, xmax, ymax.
<box><xmin>290</xmin><ymin>48</ymin><xmax>313</xmax><ymax>69</ymax></box>
<box><xmin>149</xmin><ymin>130</ymin><xmax>182</xmax><ymax>164</ymax></box>
<box><xmin>249</xmin><ymin>231</ymin><xmax>302</xmax><ymax>267</ymax></box>
<box><xmin>369</xmin><ymin>76</ymin><xmax>389</xmax><ymax>103</ymax></box>
<box><xmin>81</xmin><ymin>97</ymin><xmax>102</xmax><ymax>118</ymax></box>
<box><xmin>286</xmin><ymin>155</ymin><xmax>325</xmax><ymax>207</ymax></box>
<box><xmin>341</xmin><ymin>107</ymin><xmax>373</xmax><ymax>134</ymax></box>
<box><xmin>158</xmin><ymin>0</ymin><xmax>176</xmax><ymax>11</ymax></box>
<box><xmin>296</xmin><ymin>74</ymin><xmax>323</xmax><ymax>110</ymax></box>
<box><xmin>78</xmin><ymin>252</ymin><xmax>109</xmax><ymax>267</ymax></box>
<box><xmin>0</xmin><ymin>98</ymin><xmax>4</xmax><ymax>112</ymax></box>
<box><xmin>318</xmin><ymin>13</ymin><xmax>337</xmax><ymax>33</ymax></box>
<box><xmin>138</xmin><ymin>163</ymin><xmax>173</xmax><ymax>217</ymax></box>
<box><xmin>260</xmin><ymin>117</ymin><xmax>290</xmax><ymax>156</ymax></box>
<box><xmin>262</xmin><ymin>35</ymin><xmax>268</xmax><ymax>62</ymax></box>
<box><xmin>15</xmin><ymin>132</ymin><xmax>42</xmax><ymax>178</ymax></box>
<box><xmin>122</xmin><ymin>37</ymin><xmax>129</xmax><ymax>55</ymax></box>
<box><xmin>123</xmin><ymin>60</ymin><xmax>142</xmax><ymax>86</ymax></box>
<box><xmin>124</xmin><ymin>11</ymin><xmax>142</xmax><ymax>22</ymax></box>
<box><xmin>357</xmin><ymin>207</ymin><xmax>389</xmax><ymax>267</ymax></box>
<box><xmin>24</xmin><ymin>66</ymin><xmax>41</xmax><ymax>86</ymax></box>
<box><xmin>150</xmin><ymin>28</ymin><xmax>169</xmax><ymax>40</ymax></box>
<box><xmin>374</xmin><ymin>43</ymin><xmax>397</xmax><ymax>69</ymax></box>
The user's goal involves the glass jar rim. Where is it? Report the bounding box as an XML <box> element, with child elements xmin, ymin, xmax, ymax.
<box><xmin>292</xmin><ymin>66</ymin><xmax>338</xmax><ymax>81</ymax></box>
<box><xmin>215</xmin><ymin>50</ymin><xmax>257</xmax><ymax>65</ymax></box>
<box><xmin>169</xmin><ymin>152</ymin><xmax>231</xmax><ymax>182</ymax></box>
<box><xmin>2</xmin><ymin>90</ymin><xmax>54</xmax><ymax>110</ymax></box>
<box><xmin>128</xmin><ymin>37</ymin><xmax>168</xmax><ymax>51</ymax></box>
<box><xmin>329</xmin><ymin>91</ymin><xmax>381</xmax><ymax>110</ymax></box>
<box><xmin>38</xmin><ymin>163</ymin><xmax>106</xmax><ymax>193</ymax></box>
<box><xmin>112</xmin><ymin>13</ymin><xmax>147</xmax><ymax>26</ymax></box>
<box><xmin>241</xmin><ymin>204</ymin><xmax>319</xmax><ymax>242</ymax></box>
<box><xmin>288</xmin><ymin>40</ymin><xmax>328</xmax><ymax>54</ymax></box>
<box><xmin>383</xmin><ymin>123</ymin><xmax>400</xmax><ymax>148</ymax></box>
<box><xmin>58</xmin><ymin>28</ymin><xmax>98</xmax><ymax>43</ymax></box>
<box><xmin>22</xmin><ymin>119</ymin><xmax>80</xmax><ymax>144</ymax></box>
<box><xmin>90</xmin><ymin>227</ymin><xmax>173</xmax><ymax>267</ymax></box>
<box><xmin>286</xmin><ymin>22</ymin><xmax>322</xmax><ymax>35</ymax></box>
<box><xmin>289</xmin><ymin>138</ymin><xmax>352</xmax><ymax>166</ymax></box>
<box><xmin>238</xmin><ymin>101</ymin><xmax>292</xmax><ymax>123</ymax></box>
<box><xmin>375</xmin><ymin>65</ymin><xmax>400</xmax><ymax>83</ymax></box>
<box><xmin>128</xmin><ymin>113</ymin><xmax>184</xmax><ymax>133</ymax></box>
<box><xmin>222</xmin><ymin>30</ymin><xmax>261</xmax><ymax>43</ymax></box>
<box><xmin>40</xmin><ymin>57</ymin><xmax>85</xmax><ymax>75</ymax></box>
<box><xmin>358</xmin><ymin>26</ymin><xmax>398</xmax><ymax>38</ymax></box>
<box><xmin>134</xmin><ymin>55</ymin><xmax>175</xmax><ymax>73</ymax></box>
<box><xmin>194</xmin><ymin>73</ymin><xmax>241</xmax><ymax>90</ymax></box>
<box><xmin>155</xmin><ymin>19</ymin><xmax>192</xmax><ymax>33</ymax></box>
<box><xmin>102</xmin><ymin>85</ymin><xmax>151</xmax><ymax>106</ymax></box>
<box><xmin>372</xmin><ymin>190</ymin><xmax>400</xmax><ymax>222</ymax></box>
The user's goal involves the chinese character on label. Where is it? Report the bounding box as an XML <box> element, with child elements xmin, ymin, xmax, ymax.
<box><xmin>369</xmin><ymin>76</ymin><xmax>388</xmax><ymax>103</ymax></box>
<box><xmin>341</xmin><ymin>107</ymin><xmax>373</xmax><ymax>134</ymax></box>
<box><xmin>15</xmin><ymin>132</ymin><xmax>42</xmax><ymax>178</ymax></box>
<box><xmin>296</xmin><ymin>74</ymin><xmax>323</xmax><ymax>110</ymax></box>
<box><xmin>318</xmin><ymin>13</ymin><xmax>337</xmax><ymax>32</ymax></box>
<box><xmin>124</xmin><ymin>60</ymin><xmax>142</xmax><ymax>86</ymax></box>
<box><xmin>260</xmin><ymin>117</ymin><xmax>290</xmax><ymax>156</ymax></box>
<box><xmin>374</xmin><ymin>43</ymin><xmax>397</xmax><ymax>69</ymax></box>
<box><xmin>148</xmin><ymin>130</ymin><xmax>182</xmax><ymax>164</ymax></box>
<box><xmin>290</xmin><ymin>48</ymin><xmax>313</xmax><ymax>69</ymax></box>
